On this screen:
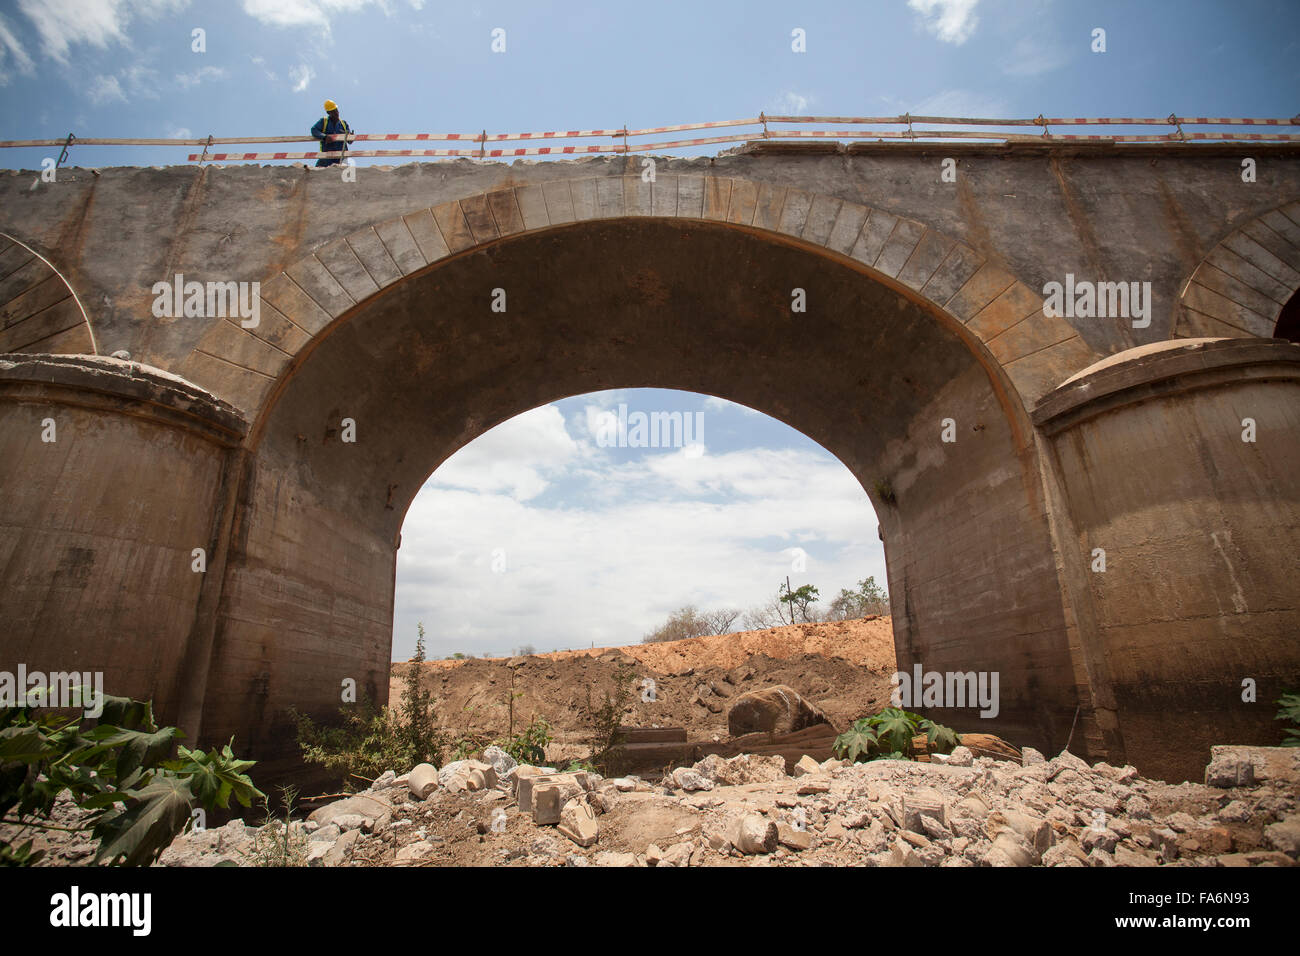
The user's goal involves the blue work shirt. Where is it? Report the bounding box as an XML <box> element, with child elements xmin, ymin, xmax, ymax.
<box><xmin>311</xmin><ymin>114</ymin><xmax>351</xmax><ymax>167</ymax></box>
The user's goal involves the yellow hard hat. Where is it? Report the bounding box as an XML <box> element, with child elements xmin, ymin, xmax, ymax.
<box><xmin>323</xmin><ymin>99</ymin><xmax>338</xmax><ymax>111</ymax></box>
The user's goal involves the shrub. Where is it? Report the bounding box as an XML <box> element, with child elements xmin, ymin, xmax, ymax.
<box><xmin>579</xmin><ymin>664</ymin><xmax>636</xmax><ymax>773</ymax></box>
<box><xmin>494</xmin><ymin>715</ymin><xmax>552</xmax><ymax>766</ymax></box>
<box><xmin>294</xmin><ymin>623</ymin><xmax>444</xmax><ymax>787</ymax></box>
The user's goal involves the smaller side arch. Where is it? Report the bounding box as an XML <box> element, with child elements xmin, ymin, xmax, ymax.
<box><xmin>0</xmin><ymin>233</ymin><xmax>97</xmax><ymax>356</ymax></box>
<box><xmin>1175</xmin><ymin>199</ymin><xmax>1300</xmax><ymax>340</ymax></box>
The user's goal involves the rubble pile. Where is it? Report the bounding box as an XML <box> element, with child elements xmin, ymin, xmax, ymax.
<box><xmin>150</xmin><ymin>743</ymin><xmax>1298</xmax><ymax>868</ymax></box>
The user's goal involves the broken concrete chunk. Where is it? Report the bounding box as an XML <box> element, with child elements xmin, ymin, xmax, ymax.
<box><xmin>408</xmin><ymin>763</ymin><xmax>439</xmax><ymax>800</ymax></box>
<box><xmin>793</xmin><ymin>755</ymin><xmax>821</xmax><ymax>777</ymax></box>
<box><xmin>729</xmin><ymin>815</ymin><xmax>778</xmax><ymax>855</ymax></box>
<box><xmin>557</xmin><ymin>798</ymin><xmax>599</xmax><ymax>847</ymax></box>
<box><xmin>775</xmin><ymin>823</ymin><xmax>813</xmax><ymax>850</ymax></box>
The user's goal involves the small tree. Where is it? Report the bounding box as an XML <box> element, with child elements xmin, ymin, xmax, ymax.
<box><xmin>579</xmin><ymin>664</ymin><xmax>636</xmax><ymax>774</ymax></box>
<box><xmin>827</xmin><ymin>576</ymin><xmax>890</xmax><ymax>620</ymax></box>
<box><xmin>779</xmin><ymin>581</ymin><xmax>820</xmax><ymax>623</ymax></box>
<box><xmin>400</xmin><ymin>623</ymin><xmax>440</xmax><ymax>764</ymax></box>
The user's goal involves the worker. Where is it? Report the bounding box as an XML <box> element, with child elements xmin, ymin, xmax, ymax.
<box><xmin>311</xmin><ymin>99</ymin><xmax>352</xmax><ymax>168</ymax></box>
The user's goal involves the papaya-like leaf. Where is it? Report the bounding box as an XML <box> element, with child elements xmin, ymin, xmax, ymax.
<box><xmin>919</xmin><ymin>719</ymin><xmax>960</xmax><ymax>755</ymax></box>
<box><xmin>176</xmin><ymin>739</ymin><xmax>263</xmax><ymax>809</ymax></box>
<box><xmin>833</xmin><ymin>724</ymin><xmax>878</xmax><ymax>764</ymax></box>
<box><xmin>92</xmin><ymin>776</ymin><xmax>194</xmax><ymax>867</ymax></box>
<box><xmin>867</xmin><ymin>708</ymin><xmax>919</xmax><ymax>755</ymax></box>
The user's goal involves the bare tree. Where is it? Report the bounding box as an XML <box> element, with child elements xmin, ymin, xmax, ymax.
<box><xmin>701</xmin><ymin>608</ymin><xmax>741</xmax><ymax>635</ymax></box>
<box><xmin>642</xmin><ymin>605</ymin><xmax>713</xmax><ymax>643</ymax></box>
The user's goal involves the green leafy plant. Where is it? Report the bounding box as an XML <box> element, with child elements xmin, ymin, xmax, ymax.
<box><xmin>832</xmin><ymin>706</ymin><xmax>959</xmax><ymax>764</ymax></box>
<box><xmin>868</xmin><ymin>707</ymin><xmax>921</xmax><ymax>755</ymax></box>
<box><xmin>1277</xmin><ymin>691</ymin><xmax>1300</xmax><ymax>747</ymax></box>
<box><xmin>494</xmin><ymin>715</ymin><xmax>551</xmax><ymax>766</ymax></box>
<box><xmin>0</xmin><ymin>688</ymin><xmax>262</xmax><ymax>867</ymax></box>
<box><xmin>832</xmin><ymin>719</ymin><xmax>878</xmax><ymax>763</ymax></box>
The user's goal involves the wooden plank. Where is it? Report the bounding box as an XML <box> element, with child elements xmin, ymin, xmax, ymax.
<box><xmin>619</xmin><ymin>726</ymin><xmax>687</xmax><ymax>743</ymax></box>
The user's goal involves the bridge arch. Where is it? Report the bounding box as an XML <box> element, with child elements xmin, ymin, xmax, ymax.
<box><xmin>185</xmin><ymin>200</ymin><xmax>1100</xmax><ymax>786</ymax></box>
<box><xmin>1174</xmin><ymin>198</ymin><xmax>1300</xmax><ymax>340</ymax></box>
<box><xmin>173</xmin><ymin>176</ymin><xmax>1103</xmax><ymax>423</ymax></box>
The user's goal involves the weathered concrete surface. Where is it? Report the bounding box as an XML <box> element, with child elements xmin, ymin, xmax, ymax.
<box><xmin>0</xmin><ymin>145</ymin><xmax>1298</xmax><ymax>785</ymax></box>
<box><xmin>1032</xmin><ymin>338</ymin><xmax>1300</xmax><ymax>779</ymax></box>
<box><xmin>0</xmin><ymin>355</ymin><xmax>246</xmax><ymax>725</ymax></box>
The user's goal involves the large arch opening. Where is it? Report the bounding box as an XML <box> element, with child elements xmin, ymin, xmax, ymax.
<box><xmin>199</xmin><ymin>216</ymin><xmax>1082</xmax><ymax>784</ymax></box>
<box><xmin>390</xmin><ymin>387</ymin><xmax>888</xmax><ymax>660</ymax></box>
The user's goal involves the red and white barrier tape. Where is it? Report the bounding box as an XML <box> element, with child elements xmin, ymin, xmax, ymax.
<box><xmin>6</xmin><ymin>112</ymin><xmax>1297</xmax><ymax>163</ymax></box>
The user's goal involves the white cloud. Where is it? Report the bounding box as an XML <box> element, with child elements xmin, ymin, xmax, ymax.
<box><xmin>770</xmin><ymin>91</ymin><xmax>812</xmax><ymax>115</ymax></box>
<box><xmin>17</xmin><ymin>0</ymin><xmax>188</xmax><ymax>63</ymax></box>
<box><xmin>392</xmin><ymin>398</ymin><xmax>885</xmax><ymax>659</ymax></box>
<box><xmin>289</xmin><ymin>62</ymin><xmax>315</xmax><ymax>92</ymax></box>
<box><xmin>167</xmin><ymin>125</ymin><xmax>191</xmax><ymax>138</ymax></box>
<box><xmin>701</xmin><ymin>396</ymin><xmax>760</xmax><ymax>415</ymax></box>
<box><xmin>0</xmin><ymin>13</ymin><xmax>34</xmax><ymax>84</ymax></box>
<box><xmin>907</xmin><ymin>0</ymin><xmax>979</xmax><ymax>46</ymax></box>
<box><xmin>175</xmin><ymin>64</ymin><xmax>226</xmax><ymax>88</ymax></box>
<box><xmin>240</xmin><ymin>0</ymin><xmax>384</xmax><ymax>33</ymax></box>
<box><xmin>87</xmin><ymin>73</ymin><xmax>125</xmax><ymax>104</ymax></box>
<box><xmin>432</xmin><ymin>405</ymin><xmax>580</xmax><ymax>501</ymax></box>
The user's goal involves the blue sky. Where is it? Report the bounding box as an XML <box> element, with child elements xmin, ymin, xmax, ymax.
<box><xmin>1</xmin><ymin>0</ymin><xmax>1297</xmax><ymax>169</ymax></box>
<box><xmin>1</xmin><ymin>1</ymin><xmax>1295</xmax><ymax>659</ymax></box>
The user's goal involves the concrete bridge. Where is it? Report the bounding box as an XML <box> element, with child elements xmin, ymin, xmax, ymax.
<box><xmin>2</xmin><ymin>142</ymin><xmax>1299</xmax><ymax>783</ymax></box>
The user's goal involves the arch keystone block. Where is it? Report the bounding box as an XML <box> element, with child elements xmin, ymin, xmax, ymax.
<box><xmin>542</xmin><ymin>181</ymin><xmax>576</xmax><ymax>223</ymax></box>
<box><xmin>676</xmin><ymin>176</ymin><xmax>705</xmax><ymax>219</ymax></box>
<box><xmin>485</xmin><ymin>190</ymin><xmax>526</xmax><ymax>236</ymax></box>
<box><xmin>458</xmin><ymin>194</ymin><xmax>502</xmax><ymax>244</ymax></box>
<box><xmin>514</xmin><ymin>185</ymin><xmax>551</xmax><ymax>231</ymax></box>
<box><xmin>345</xmin><ymin>229</ymin><xmax>403</xmax><ymax>288</ymax></box>
<box><xmin>776</xmin><ymin>188</ymin><xmax>813</xmax><ymax>237</ymax></box>
<box><xmin>374</xmin><ymin>217</ymin><xmax>428</xmax><ymax>274</ymax></box>
<box><xmin>259</xmin><ymin>272</ymin><xmax>333</xmax><ymax>335</ymax></box>
<box><xmin>284</xmin><ymin>254</ymin><xmax>354</xmax><ymax>317</ymax></box>
<box><xmin>432</xmin><ymin>201</ymin><xmax>476</xmax><ymax>252</ymax></box>
<box><xmin>801</xmin><ymin>194</ymin><xmax>842</xmax><ymax>246</ymax></box>
<box><xmin>651</xmin><ymin>175</ymin><xmax>679</xmax><ymax>217</ymax></box>
<box><xmin>313</xmin><ymin>238</ymin><xmax>379</xmax><ymax>303</ymax></box>
<box><xmin>825</xmin><ymin>202</ymin><xmax>868</xmax><ymax>256</ymax></box>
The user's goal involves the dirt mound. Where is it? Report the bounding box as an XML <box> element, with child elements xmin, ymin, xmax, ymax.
<box><xmin>391</xmin><ymin>617</ymin><xmax>898</xmax><ymax>747</ymax></box>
